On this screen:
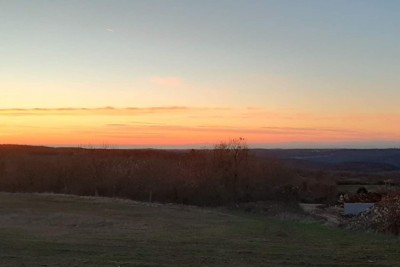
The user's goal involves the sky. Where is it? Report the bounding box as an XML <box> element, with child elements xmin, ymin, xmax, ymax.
<box><xmin>1</xmin><ymin>0</ymin><xmax>400</xmax><ymax>148</ymax></box>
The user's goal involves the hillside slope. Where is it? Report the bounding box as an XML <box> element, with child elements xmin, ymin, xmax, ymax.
<box><xmin>0</xmin><ymin>193</ymin><xmax>400</xmax><ymax>266</ymax></box>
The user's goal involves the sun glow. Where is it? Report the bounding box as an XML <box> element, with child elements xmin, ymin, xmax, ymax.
<box><xmin>1</xmin><ymin>107</ymin><xmax>399</xmax><ymax>148</ymax></box>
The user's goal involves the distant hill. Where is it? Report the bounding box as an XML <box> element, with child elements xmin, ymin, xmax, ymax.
<box><xmin>253</xmin><ymin>149</ymin><xmax>400</xmax><ymax>172</ymax></box>
<box><xmin>2</xmin><ymin>145</ymin><xmax>400</xmax><ymax>173</ymax></box>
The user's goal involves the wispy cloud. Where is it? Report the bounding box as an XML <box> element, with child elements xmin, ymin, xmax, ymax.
<box><xmin>105</xmin><ymin>28</ymin><xmax>114</xmax><ymax>32</ymax></box>
<box><xmin>2</xmin><ymin>106</ymin><xmax>400</xmax><ymax>147</ymax></box>
<box><xmin>0</xmin><ymin>106</ymin><xmax>190</xmax><ymax>116</ymax></box>
<box><xmin>101</xmin><ymin>123</ymin><xmax>377</xmax><ymax>140</ymax></box>
<box><xmin>149</xmin><ymin>76</ymin><xmax>185</xmax><ymax>87</ymax></box>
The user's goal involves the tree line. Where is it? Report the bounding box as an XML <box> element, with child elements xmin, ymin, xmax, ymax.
<box><xmin>0</xmin><ymin>140</ymin><xmax>336</xmax><ymax>205</ymax></box>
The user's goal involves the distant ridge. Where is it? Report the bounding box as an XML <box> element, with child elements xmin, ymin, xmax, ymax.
<box><xmin>253</xmin><ymin>149</ymin><xmax>400</xmax><ymax>172</ymax></box>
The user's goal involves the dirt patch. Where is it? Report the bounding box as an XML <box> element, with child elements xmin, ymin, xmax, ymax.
<box><xmin>300</xmin><ymin>203</ymin><xmax>344</xmax><ymax>226</ymax></box>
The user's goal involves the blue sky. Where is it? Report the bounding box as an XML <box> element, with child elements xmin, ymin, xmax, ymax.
<box><xmin>1</xmin><ymin>1</ymin><xmax>400</xmax><ymax>147</ymax></box>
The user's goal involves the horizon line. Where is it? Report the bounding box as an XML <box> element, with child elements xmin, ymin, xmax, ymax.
<box><xmin>1</xmin><ymin>143</ymin><xmax>399</xmax><ymax>150</ymax></box>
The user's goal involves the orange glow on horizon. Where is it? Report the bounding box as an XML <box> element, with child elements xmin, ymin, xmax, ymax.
<box><xmin>1</xmin><ymin>107</ymin><xmax>400</xmax><ymax>147</ymax></box>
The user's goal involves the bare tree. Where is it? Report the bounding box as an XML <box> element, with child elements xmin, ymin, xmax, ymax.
<box><xmin>213</xmin><ymin>137</ymin><xmax>249</xmax><ymax>203</ymax></box>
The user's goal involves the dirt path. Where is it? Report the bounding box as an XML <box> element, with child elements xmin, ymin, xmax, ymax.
<box><xmin>300</xmin><ymin>203</ymin><xmax>343</xmax><ymax>225</ymax></box>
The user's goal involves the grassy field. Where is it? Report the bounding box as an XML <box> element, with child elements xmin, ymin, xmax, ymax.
<box><xmin>0</xmin><ymin>193</ymin><xmax>400</xmax><ymax>266</ymax></box>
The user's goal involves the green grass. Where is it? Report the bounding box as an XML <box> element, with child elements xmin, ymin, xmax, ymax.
<box><xmin>0</xmin><ymin>193</ymin><xmax>399</xmax><ymax>266</ymax></box>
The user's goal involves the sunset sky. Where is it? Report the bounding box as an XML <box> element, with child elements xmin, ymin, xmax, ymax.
<box><xmin>1</xmin><ymin>1</ymin><xmax>400</xmax><ymax>148</ymax></box>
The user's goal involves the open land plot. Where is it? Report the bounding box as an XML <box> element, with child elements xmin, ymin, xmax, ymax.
<box><xmin>0</xmin><ymin>193</ymin><xmax>399</xmax><ymax>267</ymax></box>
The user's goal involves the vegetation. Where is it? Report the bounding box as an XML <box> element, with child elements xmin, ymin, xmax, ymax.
<box><xmin>2</xmin><ymin>144</ymin><xmax>400</xmax><ymax>266</ymax></box>
<box><xmin>1</xmin><ymin>192</ymin><xmax>400</xmax><ymax>267</ymax></box>
<box><xmin>0</xmin><ymin>142</ymin><xmax>336</xmax><ymax>206</ymax></box>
